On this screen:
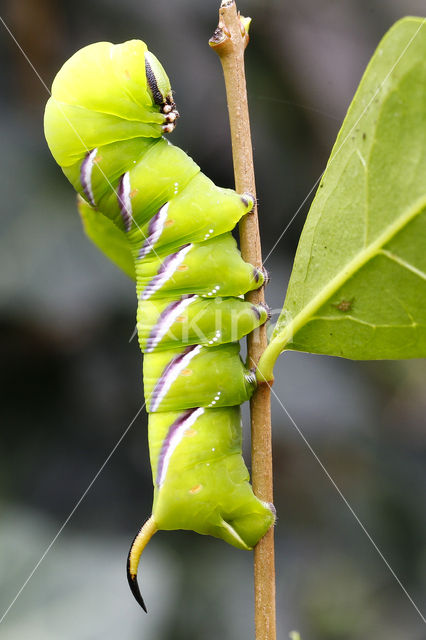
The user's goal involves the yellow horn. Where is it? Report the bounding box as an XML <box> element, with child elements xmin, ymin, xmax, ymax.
<box><xmin>126</xmin><ymin>516</ymin><xmax>157</xmax><ymax>612</ymax></box>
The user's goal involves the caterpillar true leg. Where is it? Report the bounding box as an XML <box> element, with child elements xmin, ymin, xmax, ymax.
<box><xmin>44</xmin><ymin>39</ymin><xmax>275</xmax><ymax>611</ymax></box>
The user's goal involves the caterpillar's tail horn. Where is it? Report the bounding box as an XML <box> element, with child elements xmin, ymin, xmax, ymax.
<box><xmin>126</xmin><ymin>516</ymin><xmax>157</xmax><ymax>613</ymax></box>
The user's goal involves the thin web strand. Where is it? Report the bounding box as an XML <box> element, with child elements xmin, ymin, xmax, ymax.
<box><xmin>0</xmin><ymin>15</ymin><xmax>170</xmax><ymax>268</ymax></box>
<box><xmin>0</xmin><ymin>402</ymin><xmax>146</xmax><ymax>625</ymax></box>
<box><xmin>263</xmin><ymin>19</ymin><xmax>426</xmax><ymax>266</ymax></box>
<box><xmin>254</xmin><ymin>363</ymin><xmax>426</xmax><ymax>626</ymax></box>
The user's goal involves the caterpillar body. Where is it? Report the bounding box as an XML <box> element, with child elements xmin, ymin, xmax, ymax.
<box><xmin>44</xmin><ymin>40</ymin><xmax>275</xmax><ymax>610</ymax></box>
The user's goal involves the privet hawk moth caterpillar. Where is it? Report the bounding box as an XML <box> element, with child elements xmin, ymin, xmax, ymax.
<box><xmin>44</xmin><ymin>39</ymin><xmax>275</xmax><ymax>611</ymax></box>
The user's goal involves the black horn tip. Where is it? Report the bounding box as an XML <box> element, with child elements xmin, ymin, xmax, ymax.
<box><xmin>127</xmin><ymin>546</ymin><xmax>147</xmax><ymax>613</ymax></box>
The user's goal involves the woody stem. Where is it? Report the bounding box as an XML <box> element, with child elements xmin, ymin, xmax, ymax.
<box><xmin>209</xmin><ymin>3</ymin><xmax>276</xmax><ymax>640</ymax></box>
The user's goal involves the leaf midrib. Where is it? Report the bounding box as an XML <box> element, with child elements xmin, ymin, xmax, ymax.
<box><xmin>271</xmin><ymin>192</ymin><xmax>426</xmax><ymax>353</ymax></box>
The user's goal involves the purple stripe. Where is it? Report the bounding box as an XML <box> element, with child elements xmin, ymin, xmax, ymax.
<box><xmin>157</xmin><ymin>252</ymin><xmax>177</xmax><ymax>274</ymax></box>
<box><xmin>140</xmin><ymin>243</ymin><xmax>192</xmax><ymax>301</ymax></box>
<box><xmin>117</xmin><ymin>172</ymin><xmax>132</xmax><ymax>232</ymax></box>
<box><xmin>146</xmin><ymin>299</ymin><xmax>181</xmax><ymax>352</ymax></box>
<box><xmin>139</xmin><ymin>202</ymin><xmax>169</xmax><ymax>259</ymax></box>
<box><xmin>149</xmin><ymin>345</ymin><xmax>201</xmax><ymax>412</ymax></box>
<box><xmin>80</xmin><ymin>148</ymin><xmax>97</xmax><ymax>206</ymax></box>
<box><xmin>145</xmin><ymin>294</ymin><xmax>197</xmax><ymax>353</ymax></box>
<box><xmin>154</xmin><ymin>242</ymin><xmax>191</xmax><ymax>278</ymax></box>
<box><xmin>156</xmin><ymin>407</ymin><xmax>204</xmax><ymax>487</ymax></box>
<box><xmin>157</xmin><ymin>243</ymin><xmax>190</xmax><ymax>275</ymax></box>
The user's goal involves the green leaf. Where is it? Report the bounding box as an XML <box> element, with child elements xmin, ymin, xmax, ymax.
<box><xmin>77</xmin><ymin>196</ymin><xmax>135</xmax><ymax>280</ymax></box>
<box><xmin>259</xmin><ymin>17</ymin><xmax>426</xmax><ymax>380</ymax></box>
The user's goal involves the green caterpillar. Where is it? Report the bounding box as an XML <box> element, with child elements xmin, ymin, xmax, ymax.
<box><xmin>44</xmin><ymin>39</ymin><xmax>275</xmax><ymax>610</ymax></box>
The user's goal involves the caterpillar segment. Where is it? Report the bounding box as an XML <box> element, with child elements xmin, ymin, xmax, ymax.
<box><xmin>44</xmin><ymin>40</ymin><xmax>275</xmax><ymax>612</ymax></box>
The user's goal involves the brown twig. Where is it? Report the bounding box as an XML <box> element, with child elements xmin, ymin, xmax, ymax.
<box><xmin>209</xmin><ymin>3</ymin><xmax>276</xmax><ymax>639</ymax></box>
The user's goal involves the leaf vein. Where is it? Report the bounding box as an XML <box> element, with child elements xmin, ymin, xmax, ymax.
<box><xmin>271</xmin><ymin>193</ymin><xmax>426</xmax><ymax>351</ymax></box>
<box><xmin>311</xmin><ymin>315</ymin><xmax>421</xmax><ymax>330</ymax></box>
<box><xmin>380</xmin><ymin>249</ymin><xmax>426</xmax><ymax>281</ymax></box>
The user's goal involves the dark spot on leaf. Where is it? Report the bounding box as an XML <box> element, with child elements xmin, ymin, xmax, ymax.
<box><xmin>332</xmin><ymin>298</ymin><xmax>354</xmax><ymax>313</ymax></box>
<box><xmin>362</xmin><ymin>132</ymin><xmax>366</xmax><ymax>140</ymax></box>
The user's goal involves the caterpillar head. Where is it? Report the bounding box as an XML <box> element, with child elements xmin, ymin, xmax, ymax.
<box><xmin>145</xmin><ymin>51</ymin><xmax>179</xmax><ymax>133</ymax></box>
<box><xmin>44</xmin><ymin>40</ymin><xmax>178</xmax><ymax>167</ymax></box>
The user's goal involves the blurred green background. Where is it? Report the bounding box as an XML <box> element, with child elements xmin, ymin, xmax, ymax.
<box><xmin>0</xmin><ymin>0</ymin><xmax>425</xmax><ymax>638</ymax></box>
